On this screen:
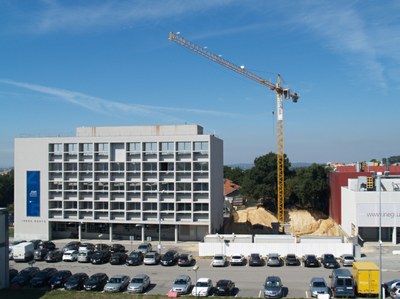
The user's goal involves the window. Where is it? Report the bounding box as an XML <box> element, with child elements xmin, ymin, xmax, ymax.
<box><xmin>176</xmin><ymin>162</ymin><xmax>191</xmax><ymax>171</ymax></box>
<box><xmin>161</xmin><ymin>203</ymin><xmax>175</xmax><ymax>211</ymax></box>
<box><xmin>143</xmin><ymin>202</ymin><xmax>158</xmax><ymax>211</ymax></box>
<box><xmin>95</xmin><ymin>163</ymin><xmax>108</xmax><ymax>171</ymax></box>
<box><xmin>144</xmin><ymin>142</ymin><xmax>157</xmax><ymax>152</ymax></box>
<box><xmin>194</xmin><ymin>183</ymin><xmax>208</xmax><ymax>191</ymax></box>
<box><xmin>97</xmin><ymin>143</ymin><xmax>109</xmax><ymax>152</ymax></box>
<box><xmin>160</xmin><ymin>142</ymin><xmax>174</xmax><ymax>152</ymax></box>
<box><xmin>193</xmin><ymin>162</ymin><xmax>208</xmax><ymax>171</ymax></box>
<box><xmin>194</xmin><ymin>141</ymin><xmax>208</xmax><ymax>151</ymax></box>
<box><xmin>159</xmin><ymin>162</ymin><xmax>174</xmax><ymax>171</ymax></box>
<box><xmin>177</xmin><ymin>142</ymin><xmax>191</xmax><ymax>152</ymax></box>
<box><xmin>79</xmin><ymin>163</ymin><xmax>92</xmax><ymax>171</ymax></box>
<box><xmin>66</xmin><ymin>143</ymin><xmax>78</xmax><ymax>154</ymax></box>
<box><xmin>143</xmin><ymin>162</ymin><xmax>157</xmax><ymax>171</ymax></box>
<box><xmin>82</xmin><ymin>143</ymin><xmax>93</xmax><ymax>153</ymax></box>
<box><xmin>194</xmin><ymin>203</ymin><xmax>209</xmax><ymax>211</ymax></box>
<box><xmin>128</xmin><ymin>142</ymin><xmax>141</xmax><ymax>152</ymax></box>
<box><xmin>160</xmin><ymin>183</ymin><xmax>174</xmax><ymax>191</ymax></box>
<box><xmin>64</xmin><ymin>163</ymin><xmax>78</xmax><ymax>171</ymax></box>
<box><xmin>177</xmin><ymin>203</ymin><xmax>191</xmax><ymax>211</ymax></box>
<box><xmin>176</xmin><ymin>183</ymin><xmax>191</xmax><ymax>191</ymax></box>
<box><xmin>52</xmin><ymin>143</ymin><xmax>63</xmax><ymax>154</ymax></box>
<box><xmin>127</xmin><ymin>162</ymin><xmax>141</xmax><ymax>171</ymax></box>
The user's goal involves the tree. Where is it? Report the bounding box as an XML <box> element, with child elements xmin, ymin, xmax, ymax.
<box><xmin>290</xmin><ymin>164</ymin><xmax>330</xmax><ymax>213</ymax></box>
<box><xmin>0</xmin><ymin>170</ymin><xmax>14</xmax><ymax>207</ymax></box>
<box><xmin>240</xmin><ymin>152</ymin><xmax>293</xmax><ymax>209</ymax></box>
<box><xmin>223</xmin><ymin>166</ymin><xmax>246</xmax><ymax>185</ymax></box>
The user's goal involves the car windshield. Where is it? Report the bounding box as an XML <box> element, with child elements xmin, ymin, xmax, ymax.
<box><xmin>69</xmin><ymin>276</ymin><xmax>82</xmax><ymax>283</ymax></box>
<box><xmin>197</xmin><ymin>282</ymin><xmax>209</xmax><ymax>287</ymax></box>
<box><xmin>131</xmin><ymin>278</ymin><xmax>144</xmax><ymax>283</ymax></box>
<box><xmin>138</xmin><ymin>244</ymin><xmax>148</xmax><ymax>250</ymax></box>
<box><xmin>313</xmin><ymin>281</ymin><xmax>326</xmax><ymax>287</ymax></box>
<box><xmin>266</xmin><ymin>280</ymin><xmax>280</xmax><ymax>287</ymax></box>
<box><xmin>145</xmin><ymin>253</ymin><xmax>154</xmax><ymax>258</ymax></box>
<box><xmin>337</xmin><ymin>278</ymin><xmax>353</xmax><ymax>287</ymax></box>
<box><xmin>109</xmin><ymin>278</ymin><xmax>122</xmax><ymax>283</ymax></box>
<box><xmin>89</xmin><ymin>276</ymin><xmax>102</xmax><ymax>282</ymax></box>
<box><xmin>130</xmin><ymin>253</ymin><xmax>139</xmax><ymax>257</ymax></box>
<box><xmin>175</xmin><ymin>279</ymin><xmax>187</xmax><ymax>284</ymax></box>
<box><xmin>214</xmin><ymin>256</ymin><xmax>223</xmax><ymax>260</ymax></box>
<box><xmin>232</xmin><ymin>256</ymin><xmax>241</xmax><ymax>259</ymax></box>
<box><xmin>218</xmin><ymin>281</ymin><xmax>229</xmax><ymax>286</ymax></box>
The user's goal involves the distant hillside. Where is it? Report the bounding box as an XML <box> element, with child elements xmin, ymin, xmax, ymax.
<box><xmin>228</xmin><ymin>162</ymin><xmax>313</xmax><ymax>170</ymax></box>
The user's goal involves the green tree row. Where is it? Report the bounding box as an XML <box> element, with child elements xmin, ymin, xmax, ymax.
<box><xmin>224</xmin><ymin>152</ymin><xmax>331</xmax><ymax>214</ymax></box>
<box><xmin>0</xmin><ymin>170</ymin><xmax>14</xmax><ymax>213</ymax></box>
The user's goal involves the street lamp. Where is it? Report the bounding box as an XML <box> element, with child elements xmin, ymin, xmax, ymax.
<box><xmin>193</xmin><ymin>264</ymin><xmax>199</xmax><ymax>299</ymax></box>
<box><xmin>158</xmin><ymin>189</ymin><xmax>165</xmax><ymax>254</ymax></box>
<box><xmin>377</xmin><ymin>172</ymin><xmax>383</xmax><ymax>299</ymax></box>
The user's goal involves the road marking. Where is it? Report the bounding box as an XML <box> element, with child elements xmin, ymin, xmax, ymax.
<box><xmin>258</xmin><ymin>289</ymin><xmax>262</xmax><ymax>298</ymax></box>
<box><xmin>305</xmin><ymin>290</ymin><xmax>309</xmax><ymax>298</ymax></box>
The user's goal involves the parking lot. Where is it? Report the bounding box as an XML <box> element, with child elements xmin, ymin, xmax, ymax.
<box><xmin>8</xmin><ymin>239</ymin><xmax>400</xmax><ymax>298</ymax></box>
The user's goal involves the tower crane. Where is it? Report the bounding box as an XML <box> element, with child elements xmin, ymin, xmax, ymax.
<box><xmin>169</xmin><ymin>32</ymin><xmax>299</xmax><ymax>225</ymax></box>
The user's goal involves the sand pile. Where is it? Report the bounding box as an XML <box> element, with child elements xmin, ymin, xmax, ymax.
<box><xmin>235</xmin><ymin>207</ymin><xmax>278</xmax><ymax>227</ymax></box>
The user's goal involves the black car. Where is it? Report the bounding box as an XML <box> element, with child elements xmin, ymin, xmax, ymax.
<box><xmin>34</xmin><ymin>248</ymin><xmax>50</xmax><ymax>261</ymax></box>
<box><xmin>126</xmin><ymin>251</ymin><xmax>144</xmax><ymax>266</ymax></box>
<box><xmin>321</xmin><ymin>254</ymin><xmax>340</xmax><ymax>269</ymax></box>
<box><xmin>29</xmin><ymin>239</ymin><xmax>42</xmax><ymax>250</ymax></box>
<box><xmin>215</xmin><ymin>279</ymin><xmax>236</xmax><ymax>296</ymax></box>
<box><xmin>38</xmin><ymin>241</ymin><xmax>56</xmax><ymax>251</ymax></box>
<box><xmin>30</xmin><ymin>267</ymin><xmax>58</xmax><ymax>288</ymax></box>
<box><xmin>91</xmin><ymin>250</ymin><xmax>111</xmax><ymax>264</ymax></box>
<box><xmin>285</xmin><ymin>254</ymin><xmax>300</xmax><ymax>266</ymax></box>
<box><xmin>84</xmin><ymin>272</ymin><xmax>109</xmax><ymax>291</ymax></box>
<box><xmin>48</xmin><ymin>270</ymin><xmax>72</xmax><ymax>289</ymax></box>
<box><xmin>249</xmin><ymin>253</ymin><xmax>264</xmax><ymax>266</ymax></box>
<box><xmin>110</xmin><ymin>243</ymin><xmax>125</xmax><ymax>253</ymax></box>
<box><xmin>95</xmin><ymin>243</ymin><xmax>110</xmax><ymax>252</ymax></box>
<box><xmin>110</xmin><ymin>252</ymin><xmax>128</xmax><ymax>265</ymax></box>
<box><xmin>161</xmin><ymin>250</ymin><xmax>179</xmax><ymax>266</ymax></box>
<box><xmin>45</xmin><ymin>250</ymin><xmax>63</xmax><ymax>262</ymax></box>
<box><xmin>64</xmin><ymin>272</ymin><xmax>89</xmax><ymax>290</ymax></box>
<box><xmin>62</xmin><ymin>241</ymin><xmax>81</xmax><ymax>252</ymax></box>
<box><xmin>303</xmin><ymin>254</ymin><xmax>320</xmax><ymax>267</ymax></box>
<box><xmin>11</xmin><ymin>267</ymin><xmax>40</xmax><ymax>289</ymax></box>
<box><xmin>9</xmin><ymin>268</ymin><xmax>18</xmax><ymax>283</ymax></box>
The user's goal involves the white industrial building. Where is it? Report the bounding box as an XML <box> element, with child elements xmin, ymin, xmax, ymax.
<box><xmin>14</xmin><ymin>125</ymin><xmax>224</xmax><ymax>242</ymax></box>
<box><xmin>341</xmin><ymin>173</ymin><xmax>400</xmax><ymax>244</ymax></box>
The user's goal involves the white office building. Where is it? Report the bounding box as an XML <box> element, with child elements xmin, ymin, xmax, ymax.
<box><xmin>341</xmin><ymin>173</ymin><xmax>400</xmax><ymax>244</ymax></box>
<box><xmin>14</xmin><ymin>125</ymin><xmax>224</xmax><ymax>242</ymax></box>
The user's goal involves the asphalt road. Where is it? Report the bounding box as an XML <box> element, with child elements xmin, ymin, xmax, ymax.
<box><xmin>8</xmin><ymin>240</ymin><xmax>400</xmax><ymax>298</ymax></box>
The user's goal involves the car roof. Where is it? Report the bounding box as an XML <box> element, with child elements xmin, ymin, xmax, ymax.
<box><xmin>175</xmin><ymin>275</ymin><xmax>190</xmax><ymax>280</ymax></box>
<box><xmin>197</xmin><ymin>278</ymin><xmax>211</xmax><ymax>282</ymax></box>
<box><xmin>311</xmin><ymin>277</ymin><xmax>326</xmax><ymax>282</ymax></box>
<box><xmin>266</xmin><ymin>276</ymin><xmax>281</xmax><ymax>281</ymax></box>
<box><xmin>133</xmin><ymin>274</ymin><xmax>148</xmax><ymax>279</ymax></box>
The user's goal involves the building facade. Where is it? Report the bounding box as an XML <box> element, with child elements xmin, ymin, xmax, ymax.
<box><xmin>14</xmin><ymin>125</ymin><xmax>224</xmax><ymax>242</ymax></box>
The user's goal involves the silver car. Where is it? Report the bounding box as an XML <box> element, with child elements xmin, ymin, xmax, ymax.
<box><xmin>171</xmin><ymin>274</ymin><xmax>192</xmax><ymax>294</ymax></box>
<box><xmin>340</xmin><ymin>254</ymin><xmax>355</xmax><ymax>267</ymax></box>
<box><xmin>127</xmin><ymin>274</ymin><xmax>151</xmax><ymax>293</ymax></box>
<box><xmin>143</xmin><ymin>251</ymin><xmax>160</xmax><ymax>265</ymax></box>
<box><xmin>267</xmin><ymin>253</ymin><xmax>283</xmax><ymax>267</ymax></box>
<box><xmin>104</xmin><ymin>275</ymin><xmax>130</xmax><ymax>292</ymax></box>
<box><xmin>310</xmin><ymin>277</ymin><xmax>330</xmax><ymax>297</ymax></box>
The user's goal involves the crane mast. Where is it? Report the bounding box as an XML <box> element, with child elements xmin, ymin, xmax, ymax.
<box><xmin>169</xmin><ymin>32</ymin><xmax>299</xmax><ymax>225</ymax></box>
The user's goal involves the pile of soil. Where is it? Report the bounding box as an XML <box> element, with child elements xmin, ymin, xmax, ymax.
<box><xmin>231</xmin><ymin>207</ymin><xmax>340</xmax><ymax>236</ymax></box>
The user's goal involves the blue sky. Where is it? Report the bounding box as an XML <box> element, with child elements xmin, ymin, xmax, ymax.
<box><xmin>1</xmin><ymin>1</ymin><xmax>399</xmax><ymax>167</ymax></box>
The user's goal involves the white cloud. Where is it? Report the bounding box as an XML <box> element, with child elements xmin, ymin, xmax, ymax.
<box><xmin>0</xmin><ymin>78</ymin><xmax>237</xmax><ymax>119</ymax></box>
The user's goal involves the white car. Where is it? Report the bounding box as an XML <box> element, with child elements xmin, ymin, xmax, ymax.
<box><xmin>62</xmin><ymin>249</ymin><xmax>78</xmax><ymax>262</ymax></box>
<box><xmin>212</xmin><ymin>254</ymin><xmax>226</xmax><ymax>267</ymax></box>
<box><xmin>192</xmin><ymin>278</ymin><xmax>213</xmax><ymax>297</ymax></box>
<box><xmin>231</xmin><ymin>254</ymin><xmax>245</xmax><ymax>266</ymax></box>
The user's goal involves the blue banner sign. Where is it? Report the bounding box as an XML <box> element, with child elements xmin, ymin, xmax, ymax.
<box><xmin>27</xmin><ymin>171</ymin><xmax>40</xmax><ymax>217</ymax></box>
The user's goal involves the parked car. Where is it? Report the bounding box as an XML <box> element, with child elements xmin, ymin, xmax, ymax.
<box><xmin>91</xmin><ymin>250</ymin><xmax>111</xmax><ymax>264</ymax></box>
<box><xmin>9</xmin><ymin>268</ymin><xmax>18</xmax><ymax>283</ymax></box>
<box><xmin>62</xmin><ymin>241</ymin><xmax>81</xmax><ymax>252</ymax></box>
<box><xmin>267</xmin><ymin>253</ymin><xmax>283</xmax><ymax>267</ymax></box>
<box><xmin>137</xmin><ymin>242</ymin><xmax>152</xmax><ymax>254</ymax></box>
<box><xmin>84</xmin><ymin>273</ymin><xmax>109</xmax><ymax>291</ymax></box>
<box><xmin>29</xmin><ymin>239</ymin><xmax>42</xmax><ymax>250</ymax></box>
<box><xmin>383</xmin><ymin>279</ymin><xmax>400</xmax><ymax>296</ymax></box>
<box><xmin>38</xmin><ymin>241</ymin><xmax>56</xmax><ymax>251</ymax></box>
<box><xmin>321</xmin><ymin>253</ymin><xmax>340</xmax><ymax>269</ymax></box>
<box><xmin>215</xmin><ymin>279</ymin><xmax>236</xmax><ymax>296</ymax></box>
<box><xmin>309</xmin><ymin>277</ymin><xmax>330</xmax><ymax>297</ymax></box>
<box><xmin>110</xmin><ymin>243</ymin><xmax>125</xmax><ymax>253</ymax></box>
<box><xmin>110</xmin><ymin>252</ymin><xmax>128</xmax><ymax>265</ymax></box>
<box><xmin>192</xmin><ymin>278</ymin><xmax>213</xmax><ymax>297</ymax></box>
<box><xmin>95</xmin><ymin>243</ymin><xmax>110</xmax><ymax>252</ymax></box>
<box><xmin>231</xmin><ymin>254</ymin><xmax>245</xmax><ymax>266</ymax></box>
<box><xmin>103</xmin><ymin>274</ymin><xmax>130</xmax><ymax>292</ymax></box>
<box><xmin>249</xmin><ymin>253</ymin><xmax>264</xmax><ymax>266</ymax></box>
<box><xmin>45</xmin><ymin>250</ymin><xmax>63</xmax><ymax>263</ymax></box>
<box><xmin>126</xmin><ymin>250</ymin><xmax>144</xmax><ymax>266</ymax></box>
<box><xmin>178</xmin><ymin>253</ymin><xmax>194</xmax><ymax>266</ymax></box>
<box><xmin>48</xmin><ymin>270</ymin><xmax>72</xmax><ymax>289</ymax></box>
<box><xmin>11</xmin><ymin>267</ymin><xmax>40</xmax><ymax>288</ymax></box>
<box><xmin>390</xmin><ymin>287</ymin><xmax>400</xmax><ymax>298</ymax></box>
<box><xmin>143</xmin><ymin>251</ymin><xmax>161</xmax><ymax>265</ymax></box>
<box><xmin>64</xmin><ymin>272</ymin><xmax>89</xmax><ymax>290</ymax></box>
<box><xmin>171</xmin><ymin>274</ymin><xmax>192</xmax><ymax>294</ymax></box>
<box><xmin>340</xmin><ymin>254</ymin><xmax>355</xmax><ymax>267</ymax></box>
<box><xmin>9</xmin><ymin>247</ymin><xmax>13</xmax><ymax>260</ymax></box>
<box><xmin>263</xmin><ymin>276</ymin><xmax>283</xmax><ymax>298</ymax></box>
<box><xmin>212</xmin><ymin>254</ymin><xmax>226</xmax><ymax>267</ymax></box>
<box><xmin>303</xmin><ymin>254</ymin><xmax>320</xmax><ymax>267</ymax></box>
<box><xmin>30</xmin><ymin>267</ymin><xmax>58</xmax><ymax>288</ymax></box>
<box><xmin>34</xmin><ymin>248</ymin><xmax>50</xmax><ymax>261</ymax></box>
<box><xmin>63</xmin><ymin>250</ymin><xmax>78</xmax><ymax>262</ymax></box>
<box><xmin>78</xmin><ymin>243</ymin><xmax>95</xmax><ymax>252</ymax></box>
<box><xmin>127</xmin><ymin>274</ymin><xmax>151</xmax><ymax>293</ymax></box>
<box><xmin>161</xmin><ymin>250</ymin><xmax>179</xmax><ymax>266</ymax></box>
<box><xmin>78</xmin><ymin>250</ymin><xmax>94</xmax><ymax>263</ymax></box>
<box><xmin>285</xmin><ymin>254</ymin><xmax>300</xmax><ymax>266</ymax></box>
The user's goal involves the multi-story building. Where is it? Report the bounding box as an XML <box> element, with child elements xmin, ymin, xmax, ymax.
<box><xmin>14</xmin><ymin>125</ymin><xmax>224</xmax><ymax>242</ymax></box>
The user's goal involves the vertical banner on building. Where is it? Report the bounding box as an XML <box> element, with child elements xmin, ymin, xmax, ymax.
<box><xmin>27</xmin><ymin>171</ymin><xmax>40</xmax><ymax>217</ymax></box>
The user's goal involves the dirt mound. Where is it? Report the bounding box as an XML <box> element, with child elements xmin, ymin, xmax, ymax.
<box><xmin>232</xmin><ymin>207</ymin><xmax>340</xmax><ymax>236</ymax></box>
